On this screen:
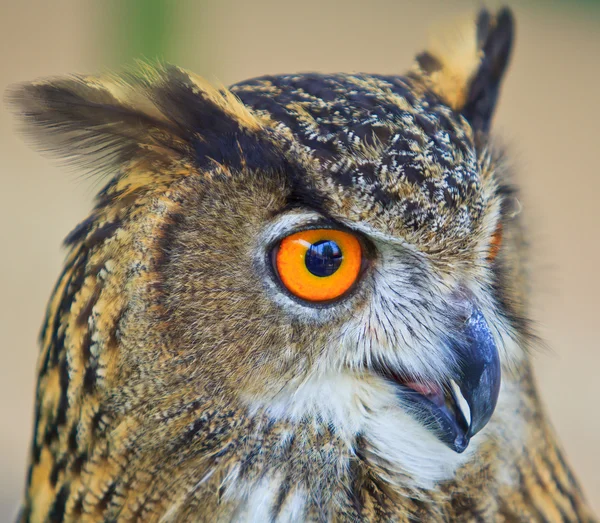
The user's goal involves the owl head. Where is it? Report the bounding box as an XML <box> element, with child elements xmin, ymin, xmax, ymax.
<box><xmin>11</xmin><ymin>8</ymin><xmax>523</xmax><ymax>500</ymax></box>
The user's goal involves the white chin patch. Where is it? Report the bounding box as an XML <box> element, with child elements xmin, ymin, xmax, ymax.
<box><xmin>249</xmin><ymin>371</ymin><xmax>477</xmax><ymax>490</ymax></box>
<box><xmin>361</xmin><ymin>398</ymin><xmax>475</xmax><ymax>489</ymax></box>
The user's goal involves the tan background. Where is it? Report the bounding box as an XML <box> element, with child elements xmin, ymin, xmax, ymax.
<box><xmin>1</xmin><ymin>0</ymin><xmax>598</xmax><ymax>518</ymax></box>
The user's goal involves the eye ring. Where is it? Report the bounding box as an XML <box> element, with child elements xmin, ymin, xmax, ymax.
<box><xmin>273</xmin><ymin>228</ymin><xmax>363</xmax><ymax>302</ymax></box>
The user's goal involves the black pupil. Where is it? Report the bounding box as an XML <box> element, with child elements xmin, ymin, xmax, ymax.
<box><xmin>305</xmin><ymin>240</ymin><xmax>343</xmax><ymax>277</ymax></box>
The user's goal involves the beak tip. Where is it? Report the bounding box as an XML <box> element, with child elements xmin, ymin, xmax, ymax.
<box><xmin>452</xmin><ymin>434</ymin><xmax>470</xmax><ymax>453</ymax></box>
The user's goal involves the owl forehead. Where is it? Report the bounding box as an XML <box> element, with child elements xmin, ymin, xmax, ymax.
<box><xmin>231</xmin><ymin>73</ymin><xmax>485</xmax><ymax>239</ymax></box>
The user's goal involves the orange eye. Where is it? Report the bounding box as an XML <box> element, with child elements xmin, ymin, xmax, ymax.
<box><xmin>488</xmin><ymin>223</ymin><xmax>503</xmax><ymax>261</ymax></box>
<box><xmin>275</xmin><ymin>229</ymin><xmax>362</xmax><ymax>302</ymax></box>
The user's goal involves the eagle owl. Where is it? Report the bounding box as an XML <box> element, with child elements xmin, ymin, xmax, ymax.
<box><xmin>9</xmin><ymin>7</ymin><xmax>595</xmax><ymax>522</ymax></box>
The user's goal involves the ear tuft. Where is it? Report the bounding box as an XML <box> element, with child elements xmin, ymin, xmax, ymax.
<box><xmin>414</xmin><ymin>7</ymin><xmax>514</xmax><ymax>134</ymax></box>
<box><xmin>5</xmin><ymin>63</ymin><xmax>264</xmax><ymax>180</ymax></box>
<box><xmin>6</xmin><ymin>68</ymin><xmax>181</xmax><ymax>178</ymax></box>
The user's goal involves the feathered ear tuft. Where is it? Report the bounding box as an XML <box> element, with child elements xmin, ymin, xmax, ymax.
<box><xmin>413</xmin><ymin>7</ymin><xmax>514</xmax><ymax>134</ymax></box>
<box><xmin>6</xmin><ymin>64</ymin><xmax>264</xmax><ymax>179</ymax></box>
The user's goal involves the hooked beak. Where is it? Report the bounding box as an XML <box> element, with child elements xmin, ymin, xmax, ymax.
<box><xmin>373</xmin><ymin>304</ymin><xmax>501</xmax><ymax>453</ymax></box>
<box><xmin>454</xmin><ymin>307</ymin><xmax>502</xmax><ymax>440</ymax></box>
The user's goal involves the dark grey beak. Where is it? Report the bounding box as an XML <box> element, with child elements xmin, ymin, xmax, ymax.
<box><xmin>387</xmin><ymin>303</ymin><xmax>501</xmax><ymax>453</ymax></box>
<box><xmin>456</xmin><ymin>307</ymin><xmax>502</xmax><ymax>439</ymax></box>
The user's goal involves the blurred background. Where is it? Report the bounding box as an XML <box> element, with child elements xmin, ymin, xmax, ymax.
<box><xmin>1</xmin><ymin>0</ymin><xmax>598</xmax><ymax>518</ymax></box>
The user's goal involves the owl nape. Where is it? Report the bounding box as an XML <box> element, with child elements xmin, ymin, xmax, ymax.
<box><xmin>9</xmin><ymin>6</ymin><xmax>595</xmax><ymax>523</ymax></box>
